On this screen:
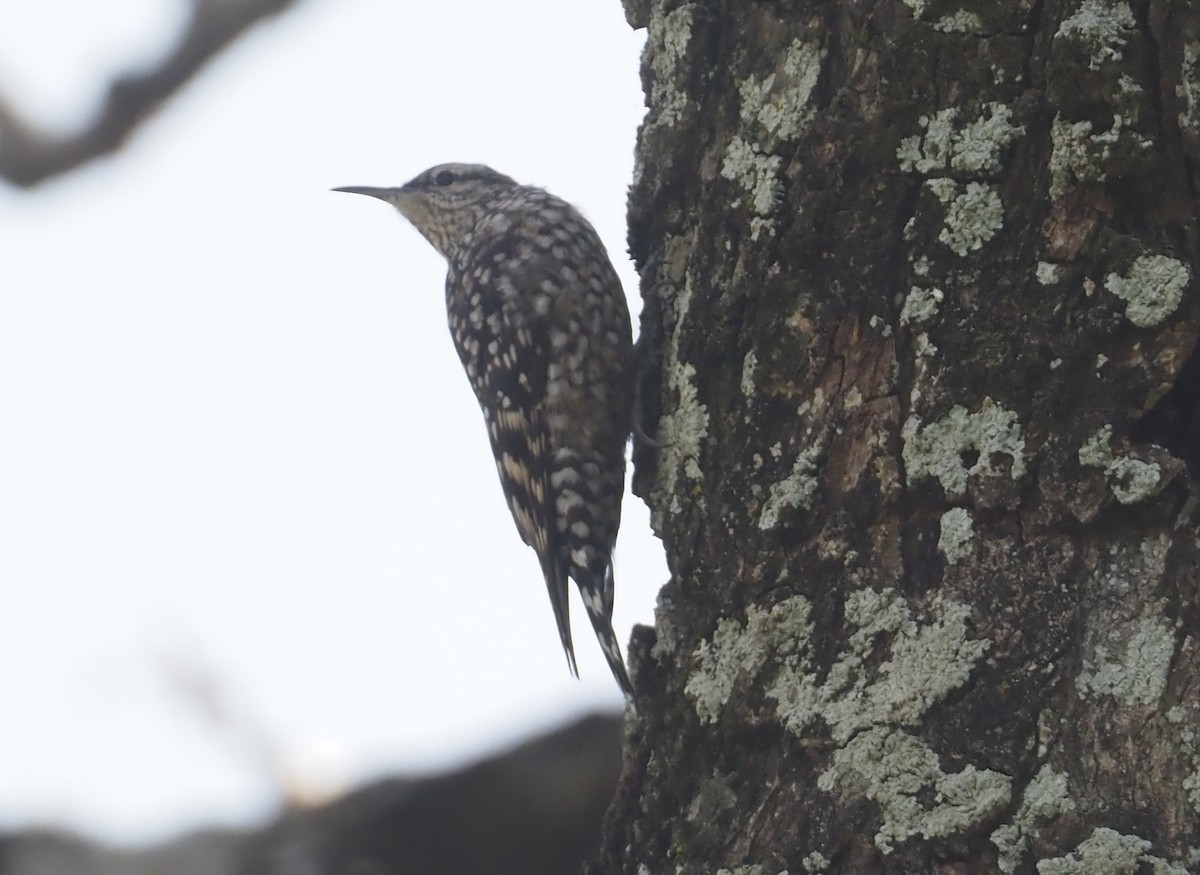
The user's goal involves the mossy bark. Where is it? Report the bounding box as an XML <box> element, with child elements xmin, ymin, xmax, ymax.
<box><xmin>597</xmin><ymin>1</ymin><xmax>1200</xmax><ymax>872</ymax></box>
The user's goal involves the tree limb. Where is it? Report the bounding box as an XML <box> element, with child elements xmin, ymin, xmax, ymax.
<box><xmin>0</xmin><ymin>0</ymin><xmax>308</xmax><ymax>188</ymax></box>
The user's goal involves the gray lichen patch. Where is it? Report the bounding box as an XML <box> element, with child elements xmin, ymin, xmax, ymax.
<box><xmin>818</xmin><ymin>727</ymin><xmax>1010</xmax><ymax>853</ymax></box>
<box><xmin>1050</xmin><ymin>117</ymin><xmax>1106</xmax><ymax>197</ymax></box>
<box><xmin>938</xmin><ymin>507</ymin><xmax>974</xmax><ymax>565</ymax></box>
<box><xmin>900</xmin><ymin>285</ymin><xmax>943</xmax><ymax>325</ymax></box>
<box><xmin>897</xmin><ymin>103</ymin><xmax>1024</xmax><ymax>175</ymax></box>
<box><xmin>739</xmin><ymin>39</ymin><xmax>824</xmax><ymax>143</ymax></box>
<box><xmin>933</xmin><ymin>10</ymin><xmax>983</xmax><ymax>32</ymax></box>
<box><xmin>1035</xmin><ymin>827</ymin><xmax>1151</xmax><ymax>874</ymax></box>
<box><xmin>1168</xmin><ymin>704</ymin><xmax>1200</xmax><ymax>813</ymax></box>
<box><xmin>902</xmin><ymin>398</ymin><xmax>1027</xmax><ymax>498</ymax></box>
<box><xmin>1077</xmin><ymin>425</ymin><xmax>1115</xmax><ymax>469</ymax></box>
<box><xmin>1105</xmin><ymin>457</ymin><xmax>1162</xmax><ymax>504</ymax></box>
<box><xmin>759</xmin><ymin>442</ymin><xmax>822</xmax><ymax>530</ymax></box>
<box><xmin>1055</xmin><ymin>0</ymin><xmax>1136</xmax><ymax>71</ymax></box>
<box><xmin>653</xmin><ymin>265</ymin><xmax>710</xmax><ymax>524</ymax></box>
<box><xmin>741</xmin><ymin>351</ymin><xmax>758</xmax><ymax>397</ymax></box>
<box><xmin>941</xmin><ymin>183</ymin><xmax>1004</xmax><ymax>255</ymax></box>
<box><xmin>1049</xmin><ymin>114</ymin><xmax>1150</xmax><ymax>198</ymax></box>
<box><xmin>657</xmin><ymin>361</ymin><xmax>709</xmax><ymax>518</ymax></box>
<box><xmin>1077</xmin><ymin>615</ymin><xmax>1175</xmax><ymax>707</ymax></box>
<box><xmin>650</xmin><ymin>588</ymin><xmax>682</xmax><ymax>659</ymax></box>
<box><xmin>1037</xmin><ymin>262</ymin><xmax>1061</xmax><ymax>285</ymax></box>
<box><xmin>762</xmin><ymin>588</ymin><xmax>1001</xmax><ymax>853</ymax></box>
<box><xmin>686</xmin><ymin>595</ymin><xmax>814</xmax><ymax>723</ymax></box>
<box><xmin>913</xmin><ymin>331</ymin><xmax>938</xmax><ymax>361</ymax></box>
<box><xmin>1179</xmin><ymin>42</ymin><xmax>1200</xmax><ymax>138</ymax></box>
<box><xmin>1103</xmin><ymin>254</ymin><xmax>1190</xmax><ymax>328</ymax></box>
<box><xmin>1118</xmin><ymin>73</ymin><xmax>1143</xmax><ymax>95</ymax></box>
<box><xmin>767</xmin><ymin>589</ymin><xmax>990</xmax><ymax>739</ymax></box>
<box><xmin>1153</xmin><ymin>855</ymin><xmax>1200</xmax><ymax>875</ymax></box>
<box><xmin>721</xmin><ymin>136</ymin><xmax>783</xmax><ymax>240</ymax></box>
<box><xmin>1185</xmin><ymin>767</ymin><xmax>1200</xmax><ymax>814</ymax></box>
<box><xmin>1077</xmin><ymin>425</ymin><xmax>1162</xmax><ymax>504</ymax></box>
<box><xmin>721</xmin><ymin>38</ymin><xmax>825</xmax><ymax>242</ymax></box>
<box><xmin>898</xmin><ymin>109</ymin><xmax>958</xmax><ymax>174</ymax></box>
<box><xmin>952</xmin><ymin>105</ymin><xmax>1025</xmax><ymax>174</ymax></box>
<box><xmin>1185</xmin><ymin>769</ymin><xmax>1200</xmax><ymax>816</ymax></box>
<box><xmin>924</xmin><ymin>179</ymin><xmax>1004</xmax><ymax>256</ymax></box>
<box><xmin>990</xmin><ymin>766</ymin><xmax>1077</xmax><ymax>874</ymax></box>
<box><xmin>644</xmin><ymin>4</ymin><xmax>695</xmax><ymax>127</ymax></box>
<box><xmin>802</xmin><ymin>850</ymin><xmax>831</xmax><ymax>872</ymax></box>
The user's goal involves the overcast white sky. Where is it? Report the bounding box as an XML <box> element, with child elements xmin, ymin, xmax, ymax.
<box><xmin>0</xmin><ymin>0</ymin><xmax>660</xmax><ymax>843</ymax></box>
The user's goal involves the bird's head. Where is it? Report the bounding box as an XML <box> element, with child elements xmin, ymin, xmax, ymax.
<box><xmin>334</xmin><ymin>163</ymin><xmax>518</xmax><ymax>260</ymax></box>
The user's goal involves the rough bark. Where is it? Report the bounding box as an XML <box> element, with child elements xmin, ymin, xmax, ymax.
<box><xmin>600</xmin><ymin>0</ymin><xmax>1200</xmax><ymax>872</ymax></box>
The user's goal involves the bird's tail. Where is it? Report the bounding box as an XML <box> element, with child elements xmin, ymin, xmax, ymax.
<box><xmin>542</xmin><ymin>553</ymin><xmax>578</xmax><ymax>678</ymax></box>
<box><xmin>577</xmin><ymin>565</ymin><xmax>634</xmax><ymax>697</ymax></box>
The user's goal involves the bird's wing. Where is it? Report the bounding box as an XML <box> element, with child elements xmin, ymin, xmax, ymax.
<box><xmin>456</xmin><ymin>249</ymin><xmax>578</xmax><ymax>677</ymax></box>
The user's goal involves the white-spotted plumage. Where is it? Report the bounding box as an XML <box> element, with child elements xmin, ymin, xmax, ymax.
<box><xmin>335</xmin><ymin>164</ymin><xmax>635</xmax><ymax>696</ymax></box>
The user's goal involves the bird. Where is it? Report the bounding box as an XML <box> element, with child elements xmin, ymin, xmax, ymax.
<box><xmin>334</xmin><ymin>164</ymin><xmax>635</xmax><ymax>696</ymax></box>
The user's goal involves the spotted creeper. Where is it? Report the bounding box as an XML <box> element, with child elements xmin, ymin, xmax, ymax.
<box><xmin>336</xmin><ymin>164</ymin><xmax>634</xmax><ymax>695</ymax></box>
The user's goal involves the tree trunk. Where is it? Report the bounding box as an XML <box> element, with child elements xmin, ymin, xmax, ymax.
<box><xmin>597</xmin><ymin>0</ymin><xmax>1200</xmax><ymax>872</ymax></box>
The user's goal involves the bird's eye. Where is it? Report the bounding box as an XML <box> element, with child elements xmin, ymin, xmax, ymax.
<box><xmin>434</xmin><ymin>170</ymin><xmax>457</xmax><ymax>186</ymax></box>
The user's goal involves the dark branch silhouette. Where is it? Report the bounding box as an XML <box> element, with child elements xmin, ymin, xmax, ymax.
<box><xmin>0</xmin><ymin>0</ymin><xmax>307</xmax><ymax>188</ymax></box>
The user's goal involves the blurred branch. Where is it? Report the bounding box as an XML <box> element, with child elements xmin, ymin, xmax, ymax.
<box><xmin>0</xmin><ymin>715</ymin><xmax>623</xmax><ymax>875</ymax></box>
<box><xmin>153</xmin><ymin>635</ymin><xmax>290</xmax><ymax>805</ymax></box>
<box><xmin>0</xmin><ymin>0</ymin><xmax>308</xmax><ymax>188</ymax></box>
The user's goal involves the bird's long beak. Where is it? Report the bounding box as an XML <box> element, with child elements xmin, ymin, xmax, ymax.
<box><xmin>332</xmin><ymin>186</ymin><xmax>398</xmax><ymax>201</ymax></box>
<box><xmin>333</xmin><ymin>185</ymin><xmax>427</xmax><ymax>231</ymax></box>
